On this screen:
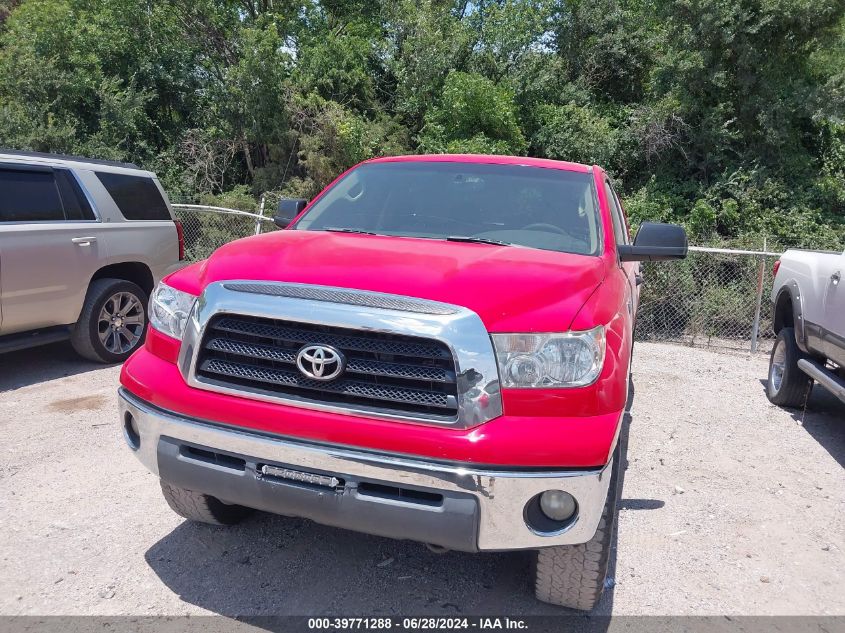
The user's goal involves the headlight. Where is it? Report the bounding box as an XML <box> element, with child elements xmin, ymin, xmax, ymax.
<box><xmin>491</xmin><ymin>326</ymin><xmax>606</xmax><ymax>388</ymax></box>
<box><xmin>149</xmin><ymin>282</ymin><xmax>197</xmax><ymax>340</ymax></box>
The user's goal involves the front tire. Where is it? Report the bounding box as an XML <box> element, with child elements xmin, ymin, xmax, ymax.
<box><xmin>159</xmin><ymin>482</ymin><xmax>253</xmax><ymax>526</ymax></box>
<box><xmin>533</xmin><ymin>446</ymin><xmax>620</xmax><ymax>611</ymax></box>
<box><xmin>767</xmin><ymin>327</ymin><xmax>812</xmax><ymax>408</ymax></box>
<box><xmin>71</xmin><ymin>278</ymin><xmax>148</xmax><ymax>363</ymax></box>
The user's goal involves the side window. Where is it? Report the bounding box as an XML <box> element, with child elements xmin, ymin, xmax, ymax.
<box><xmin>95</xmin><ymin>172</ymin><xmax>170</xmax><ymax>220</ymax></box>
<box><xmin>604</xmin><ymin>180</ymin><xmax>629</xmax><ymax>245</ymax></box>
<box><xmin>55</xmin><ymin>169</ymin><xmax>95</xmax><ymax>221</ymax></box>
<box><xmin>0</xmin><ymin>167</ymin><xmax>65</xmax><ymax>222</ymax></box>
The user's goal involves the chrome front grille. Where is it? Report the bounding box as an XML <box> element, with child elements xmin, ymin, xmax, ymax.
<box><xmin>195</xmin><ymin>314</ymin><xmax>459</xmax><ymax>417</ymax></box>
<box><xmin>178</xmin><ymin>281</ymin><xmax>503</xmax><ymax>428</ymax></box>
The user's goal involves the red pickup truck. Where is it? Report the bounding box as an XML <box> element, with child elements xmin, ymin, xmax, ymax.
<box><xmin>119</xmin><ymin>154</ymin><xmax>686</xmax><ymax>610</ymax></box>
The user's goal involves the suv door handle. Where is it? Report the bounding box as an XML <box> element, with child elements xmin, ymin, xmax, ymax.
<box><xmin>832</xmin><ymin>270</ymin><xmax>841</xmax><ymax>286</ymax></box>
<box><xmin>71</xmin><ymin>237</ymin><xmax>97</xmax><ymax>246</ymax></box>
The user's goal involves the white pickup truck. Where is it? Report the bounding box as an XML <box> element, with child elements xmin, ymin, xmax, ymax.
<box><xmin>767</xmin><ymin>248</ymin><xmax>845</xmax><ymax>407</ymax></box>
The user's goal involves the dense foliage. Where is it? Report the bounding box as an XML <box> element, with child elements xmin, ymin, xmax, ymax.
<box><xmin>1</xmin><ymin>0</ymin><xmax>843</xmax><ymax>248</ymax></box>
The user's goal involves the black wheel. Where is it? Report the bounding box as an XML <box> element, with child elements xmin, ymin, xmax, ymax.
<box><xmin>533</xmin><ymin>443</ymin><xmax>620</xmax><ymax>611</ymax></box>
<box><xmin>767</xmin><ymin>327</ymin><xmax>812</xmax><ymax>408</ymax></box>
<box><xmin>70</xmin><ymin>278</ymin><xmax>147</xmax><ymax>363</ymax></box>
<box><xmin>160</xmin><ymin>482</ymin><xmax>253</xmax><ymax>526</ymax></box>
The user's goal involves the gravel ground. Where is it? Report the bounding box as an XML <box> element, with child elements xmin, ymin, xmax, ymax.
<box><xmin>1</xmin><ymin>341</ymin><xmax>843</xmax><ymax>617</ymax></box>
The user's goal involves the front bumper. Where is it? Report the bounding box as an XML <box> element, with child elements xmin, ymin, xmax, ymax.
<box><xmin>119</xmin><ymin>389</ymin><xmax>613</xmax><ymax>551</ymax></box>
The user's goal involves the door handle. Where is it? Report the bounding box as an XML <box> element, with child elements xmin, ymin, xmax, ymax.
<box><xmin>832</xmin><ymin>270</ymin><xmax>841</xmax><ymax>286</ymax></box>
<box><xmin>71</xmin><ymin>237</ymin><xmax>97</xmax><ymax>245</ymax></box>
<box><xmin>635</xmin><ymin>273</ymin><xmax>644</xmax><ymax>286</ymax></box>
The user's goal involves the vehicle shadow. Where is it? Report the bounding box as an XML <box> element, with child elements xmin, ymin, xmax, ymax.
<box><xmin>618</xmin><ymin>498</ymin><xmax>664</xmax><ymax>511</ymax></box>
<box><xmin>757</xmin><ymin>378</ymin><xmax>845</xmax><ymax>469</ymax></box>
<box><xmin>0</xmin><ymin>341</ymin><xmax>111</xmax><ymax>392</ymax></box>
<box><xmin>143</xmin><ymin>385</ymin><xmax>637</xmax><ymax>629</ymax></box>
<box><xmin>146</xmin><ymin>517</ymin><xmax>544</xmax><ymax>616</ymax></box>
<box><xmin>789</xmin><ymin>387</ymin><xmax>845</xmax><ymax>469</ymax></box>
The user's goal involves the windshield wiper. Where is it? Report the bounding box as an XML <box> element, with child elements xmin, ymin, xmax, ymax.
<box><xmin>321</xmin><ymin>227</ymin><xmax>378</xmax><ymax>235</ymax></box>
<box><xmin>445</xmin><ymin>235</ymin><xmax>512</xmax><ymax>246</ymax></box>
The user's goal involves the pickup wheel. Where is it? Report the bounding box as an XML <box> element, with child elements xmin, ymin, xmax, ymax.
<box><xmin>767</xmin><ymin>327</ymin><xmax>812</xmax><ymax>408</ymax></box>
<box><xmin>159</xmin><ymin>481</ymin><xmax>253</xmax><ymax>526</ymax></box>
<box><xmin>70</xmin><ymin>278</ymin><xmax>148</xmax><ymax>363</ymax></box>
<box><xmin>533</xmin><ymin>445</ymin><xmax>620</xmax><ymax>611</ymax></box>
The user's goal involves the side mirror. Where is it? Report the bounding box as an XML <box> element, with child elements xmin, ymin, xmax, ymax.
<box><xmin>274</xmin><ymin>198</ymin><xmax>308</xmax><ymax>228</ymax></box>
<box><xmin>617</xmin><ymin>222</ymin><xmax>688</xmax><ymax>262</ymax></box>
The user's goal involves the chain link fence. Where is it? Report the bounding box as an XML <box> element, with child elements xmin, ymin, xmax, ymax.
<box><xmin>172</xmin><ymin>205</ymin><xmax>783</xmax><ymax>353</ymax></box>
<box><xmin>636</xmin><ymin>247</ymin><xmax>780</xmax><ymax>353</ymax></box>
<box><xmin>172</xmin><ymin>204</ymin><xmax>278</xmax><ymax>261</ymax></box>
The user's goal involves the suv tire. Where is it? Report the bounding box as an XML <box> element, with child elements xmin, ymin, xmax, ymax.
<box><xmin>160</xmin><ymin>482</ymin><xmax>253</xmax><ymax>525</ymax></box>
<box><xmin>766</xmin><ymin>327</ymin><xmax>812</xmax><ymax>408</ymax></box>
<box><xmin>71</xmin><ymin>278</ymin><xmax>148</xmax><ymax>363</ymax></box>
<box><xmin>533</xmin><ymin>444</ymin><xmax>620</xmax><ymax>611</ymax></box>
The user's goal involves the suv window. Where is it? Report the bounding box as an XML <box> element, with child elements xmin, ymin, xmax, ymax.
<box><xmin>55</xmin><ymin>170</ymin><xmax>95</xmax><ymax>221</ymax></box>
<box><xmin>0</xmin><ymin>167</ymin><xmax>65</xmax><ymax>222</ymax></box>
<box><xmin>95</xmin><ymin>172</ymin><xmax>170</xmax><ymax>220</ymax></box>
<box><xmin>604</xmin><ymin>180</ymin><xmax>629</xmax><ymax>245</ymax></box>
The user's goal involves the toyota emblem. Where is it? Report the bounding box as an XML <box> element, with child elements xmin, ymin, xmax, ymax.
<box><xmin>295</xmin><ymin>344</ymin><xmax>345</xmax><ymax>381</ymax></box>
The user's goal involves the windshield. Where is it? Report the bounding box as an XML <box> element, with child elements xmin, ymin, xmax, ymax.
<box><xmin>293</xmin><ymin>162</ymin><xmax>601</xmax><ymax>256</ymax></box>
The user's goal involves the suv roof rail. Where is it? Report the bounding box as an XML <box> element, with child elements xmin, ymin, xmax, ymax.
<box><xmin>0</xmin><ymin>148</ymin><xmax>140</xmax><ymax>169</ymax></box>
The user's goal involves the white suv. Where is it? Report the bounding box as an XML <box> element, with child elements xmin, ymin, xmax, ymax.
<box><xmin>0</xmin><ymin>150</ymin><xmax>184</xmax><ymax>362</ymax></box>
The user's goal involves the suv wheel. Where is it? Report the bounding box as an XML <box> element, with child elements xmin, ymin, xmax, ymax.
<box><xmin>766</xmin><ymin>327</ymin><xmax>812</xmax><ymax>408</ymax></box>
<box><xmin>71</xmin><ymin>278</ymin><xmax>148</xmax><ymax>363</ymax></box>
<box><xmin>160</xmin><ymin>482</ymin><xmax>253</xmax><ymax>525</ymax></box>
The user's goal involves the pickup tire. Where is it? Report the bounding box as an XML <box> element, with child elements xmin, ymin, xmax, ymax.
<box><xmin>159</xmin><ymin>482</ymin><xmax>253</xmax><ymax>526</ymax></box>
<box><xmin>533</xmin><ymin>444</ymin><xmax>620</xmax><ymax>611</ymax></box>
<box><xmin>766</xmin><ymin>327</ymin><xmax>812</xmax><ymax>408</ymax></box>
<box><xmin>71</xmin><ymin>278</ymin><xmax>148</xmax><ymax>363</ymax></box>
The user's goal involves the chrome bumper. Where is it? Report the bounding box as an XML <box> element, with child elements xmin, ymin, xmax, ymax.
<box><xmin>119</xmin><ymin>389</ymin><xmax>613</xmax><ymax>551</ymax></box>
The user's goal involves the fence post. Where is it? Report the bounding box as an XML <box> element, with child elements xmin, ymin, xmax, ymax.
<box><xmin>254</xmin><ymin>194</ymin><xmax>266</xmax><ymax>236</ymax></box>
<box><xmin>750</xmin><ymin>238</ymin><xmax>767</xmax><ymax>353</ymax></box>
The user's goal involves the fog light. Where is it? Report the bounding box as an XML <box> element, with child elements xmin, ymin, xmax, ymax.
<box><xmin>539</xmin><ymin>490</ymin><xmax>576</xmax><ymax>521</ymax></box>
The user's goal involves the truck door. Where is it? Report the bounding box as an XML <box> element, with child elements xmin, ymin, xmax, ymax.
<box><xmin>604</xmin><ymin>180</ymin><xmax>638</xmax><ymax>317</ymax></box>
<box><xmin>0</xmin><ymin>164</ymin><xmax>101</xmax><ymax>334</ymax></box>
<box><xmin>821</xmin><ymin>249</ymin><xmax>845</xmax><ymax>366</ymax></box>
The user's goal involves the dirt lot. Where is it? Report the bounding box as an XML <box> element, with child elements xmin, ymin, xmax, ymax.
<box><xmin>1</xmin><ymin>341</ymin><xmax>843</xmax><ymax>617</ymax></box>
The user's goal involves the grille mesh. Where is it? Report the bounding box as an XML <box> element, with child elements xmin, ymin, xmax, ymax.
<box><xmin>195</xmin><ymin>314</ymin><xmax>459</xmax><ymax>417</ymax></box>
<box><xmin>200</xmin><ymin>359</ymin><xmax>455</xmax><ymax>409</ymax></box>
<box><xmin>207</xmin><ymin>337</ymin><xmax>452</xmax><ymax>382</ymax></box>
<box><xmin>214</xmin><ymin>317</ymin><xmax>451</xmax><ymax>360</ymax></box>
<box><xmin>206</xmin><ymin>337</ymin><xmax>297</xmax><ymax>363</ymax></box>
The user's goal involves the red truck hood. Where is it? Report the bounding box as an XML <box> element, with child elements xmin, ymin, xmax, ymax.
<box><xmin>191</xmin><ymin>231</ymin><xmax>607</xmax><ymax>332</ymax></box>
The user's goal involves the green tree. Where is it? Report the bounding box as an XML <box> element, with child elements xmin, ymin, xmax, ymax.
<box><xmin>386</xmin><ymin>0</ymin><xmax>475</xmax><ymax>130</ymax></box>
<box><xmin>0</xmin><ymin>0</ymin><xmax>841</xmax><ymax>248</ymax></box>
<box><xmin>418</xmin><ymin>71</ymin><xmax>526</xmax><ymax>154</ymax></box>
<box><xmin>532</xmin><ymin>103</ymin><xmax>619</xmax><ymax>167</ymax></box>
